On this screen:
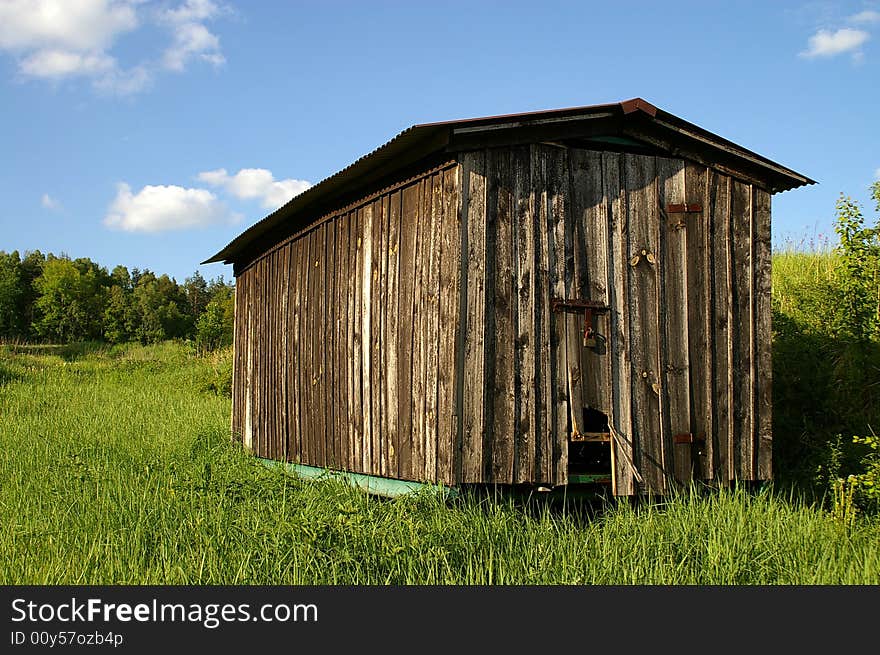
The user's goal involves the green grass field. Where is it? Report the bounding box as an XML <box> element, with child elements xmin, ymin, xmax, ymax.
<box><xmin>1</xmin><ymin>335</ymin><xmax>878</xmax><ymax>584</ymax></box>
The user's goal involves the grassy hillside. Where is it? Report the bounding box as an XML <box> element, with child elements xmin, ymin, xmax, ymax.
<box><xmin>1</xmin><ymin>336</ymin><xmax>878</xmax><ymax>584</ymax></box>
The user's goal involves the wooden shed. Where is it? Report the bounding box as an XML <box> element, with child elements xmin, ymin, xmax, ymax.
<box><xmin>204</xmin><ymin>98</ymin><xmax>813</xmax><ymax>495</ymax></box>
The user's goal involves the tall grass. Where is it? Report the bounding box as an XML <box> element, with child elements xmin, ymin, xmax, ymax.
<box><xmin>1</xmin><ymin>341</ymin><xmax>877</xmax><ymax>584</ymax></box>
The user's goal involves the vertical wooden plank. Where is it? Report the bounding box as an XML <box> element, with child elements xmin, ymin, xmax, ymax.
<box><xmin>711</xmin><ymin>174</ymin><xmax>733</xmax><ymax>484</ymax></box>
<box><xmin>411</xmin><ymin>181</ymin><xmax>427</xmax><ymax>480</ymax></box>
<box><xmin>533</xmin><ymin>145</ymin><xmax>553</xmax><ymax>484</ymax></box>
<box><xmin>232</xmin><ymin>272</ymin><xmax>243</xmax><ymax>440</ymax></box>
<box><xmin>513</xmin><ymin>146</ymin><xmax>537</xmax><ymax>484</ymax></box>
<box><xmin>290</xmin><ymin>241</ymin><xmax>303</xmax><ymax>463</ymax></box>
<box><xmin>754</xmin><ymin>187</ymin><xmax>772</xmax><ymax>480</ymax></box>
<box><xmin>657</xmin><ymin>157</ymin><xmax>691</xmax><ymax>484</ymax></box>
<box><xmin>423</xmin><ymin>173</ymin><xmax>442</xmax><ymax>482</ymax></box>
<box><xmin>685</xmin><ymin>163</ymin><xmax>714</xmax><ymax>480</ymax></box>
<box><xmin>254</xmin><ymin>257</ymin><xmax>263</xmax><ymax>457</ymax></box>
<box><xmin>376</xmin><ymin>197</ymin><xmax>390</xmax><ymax>477</ymax></box>
<box><xmin>489</xmin><ymin>151</ymin><xmax>516</xmax><ymax>484</ymax></box>
<box><xmin>245</xmin><ymin>267</ymin><xmax>254</xmax><ymax>451</ymax></box>
<box><xmin>731</xmin><ymin>180</ymin><xmax>754</xmax><ymax>481</ymax></box>
<box><xmin>319</xmin><ymin>226</ymin><xmax>330</xmax><ymax>467</ymax></box>
<box><xmin>326</xmin><ymin>221</ymin><xmax>337</xmax><ymax>468</ymax></box>
<box><xmin>279</xmin><ymin>250</ymin><xmax>287</xmax><ymax>461</ymax></box>
<box><xmin>348</xmin><ymin>210</ymin><xmax>362</xmax><ymax>472</ymax></box>
<box><xmin>334</xmin><ymin>219</ymin><xmax>347</xmax><ymax>469</ymax></box>
<box><xmin>269</xmin><ymin>251</ymin><xmax>278</xmax><ymax>460</ymax></box>
<box><xmin>308</xmin><ymin>230</ymin><xmax>320</xmax><ymax>466</ymax></box>
<box><xmin>606</xmin><ymin>153</ymin><xmax>635</xmax><ymax>495</ymax></box>
<box><xmin>462</xmin><ymin>150</ymin><xmax>487</xmax><ymax>483</ymax></box>
<box><xmin>548</xmin><ymin>145</ymin><xmax>570</xmax><ymax>486</ymax></box>
<box><xmin>626</xmin><ymin>153</ymin><xmax>666</xmax><ymax>494</ymax></box>
<box><xmin>571</xmin><ymin>150</ymin><xmax>611</xmax><ymax>417</ymax></box>
<box><xmin>370</xmin><ymin>198</ymin><xmax>384</xmax><ymax>476</ymax></box>
<box><xmin>398</xmin><ymin>185</ymin><xmax>418</xmax><ymax>480</ymax></box>
<box><xmin>437</xmin><ymin>167</ymin><xmax>460</xmax><ymax>485</ymax></box>
<box><xmin>385</xmin><ymin>191</ymin><xmax>401</xmax><ymax>478</ymax></box>
<box><xmin>360</xmin><ymin>205</ymin><xmax>373</xmax><ymax>473</ymax></box>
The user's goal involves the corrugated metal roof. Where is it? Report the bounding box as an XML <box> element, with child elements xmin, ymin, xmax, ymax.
<box><xmin>203</xmin><ymin>98</ymin><xmax>814</xmax><ymax>266</ymax></box>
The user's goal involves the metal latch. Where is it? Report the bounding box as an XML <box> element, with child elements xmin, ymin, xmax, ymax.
<box><xmin>551</xmin><ymin>299</ymin><xmax>610</xmax><ymax>347</ymax></box>
<box><xmin>665</xmin><ymin>203</ymin><xmax>703</xmax><ymax>230</ymax></box>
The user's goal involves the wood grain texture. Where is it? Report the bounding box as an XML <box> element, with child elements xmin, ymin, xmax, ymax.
<box><xmin>424</xmin><ymin>173</ymin><xmax>442</xmax><ymax>482</ymax></box>
<box><xmin>437</xmin><ymin>167</ymin><xmax>460</xmax><ymax>485</ymax></box>
<box><xmin>754</xmin><ymin>187</ymin><xmax>773</xmax><ymax>480</ymax></box>
<box><xmin>411</xmin><ymin>181</ymin><xmax>427</xmax><ymax>480</ymax></box>
<box><xmin>685</xmin><ymin>163</ymin><xmax>714</xmax><ymax>480</ymax></box>
<box><xmin>461</xmin><ymin>150</ymin><xmax>487</xmax><ymax>482</ymax></box>
<box><xmin>385</xmin><ymin>191</ymin><xmax>401</xmax><ymax>477</ymax></box>
<box><xmin>657</xmin><ymin>157</ymin><xmax>691</xmax><ymax>484</ymax></box>
<box><xmin>626</xmin><ymin>153</ymin><xmax>666</xmax><ymax>494</ymax></box>
<box><xmin>547</xmin><ymin>145</ymin><xmax>570</xmax><ymax>485</ymax></box>
<box><xmin>711</xmin><ymin>173</ymin><xmax>733</xmax><ymax>484</ymax></box>
<box><xmin>488</xmin><ymin>150</ymin><xmax>516</xmax><ymax>483</ymax></box>
<box><xmin>730</xmin><ymin>180</ymin><xmax>754</xmax><ymax>480</ymax></box>
<box><xmin>533</xmin><ymin>145</ymin><xmax>553</xmax><ymax>483</ymax></box>
<box><xmin>397</xmin><ymin>183</ymin><xmax>418</xmax><ymax>480</ymax></box>
<box><xmin>370</xmin><ymin>197</ymin><xmax>384</xmax><ymax>476</ymax></box>
<box><xmin>571</xmin><ymin>150</ymin><xmax>611</xmax><ymax>417</ymax></box>
<box><xmin>604</xmin><ymin>152</ymin><xmax>635</xmax><ymax>495</ymax></box>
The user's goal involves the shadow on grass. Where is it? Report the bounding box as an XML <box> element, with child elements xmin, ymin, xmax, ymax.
<box><xmin>5</xmin><ymin>341</ymin><xmax>110</xmax><ymax>362</ymax></box>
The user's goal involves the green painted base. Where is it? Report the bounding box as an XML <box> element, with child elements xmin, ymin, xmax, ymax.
<box><xmin>257</xmin><ymin>458</ymin><xmax>458</xmax><ymax>499</ymax></box>
<box><xmin>567</xmin><ymin>473</ymin><xmax>613</xmax><ymax>485</ymax></box>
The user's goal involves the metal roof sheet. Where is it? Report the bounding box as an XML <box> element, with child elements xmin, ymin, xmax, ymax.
<box><xmin>203</xmin><ymin>98</ymin><xmax>814</xmax><ymax>266</ymax></box>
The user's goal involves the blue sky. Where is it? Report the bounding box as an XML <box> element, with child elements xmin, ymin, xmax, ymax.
<box><xmin>1</xmin><ymin>0</ymin><xmax>878</xmax><ymax>283</ymax></box>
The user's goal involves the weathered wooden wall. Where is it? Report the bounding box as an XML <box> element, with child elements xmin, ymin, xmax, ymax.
<box><xmin>232</xmin><ymin>163</ymin><xmax>462</xmax><ymax>485</ymax></box>
<box><xmin>460</xmin><ymin>145</ymin><xmax>771</xmax><ymax>493</ymax></box>
<box><xmin>231</xmin><ymin>144</ymin><xmax>772</xmax><ymax>494</ymax></box>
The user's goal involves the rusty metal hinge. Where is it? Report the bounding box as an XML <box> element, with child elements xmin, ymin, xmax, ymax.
<box><xmin>673</xmin><ymin>433</ymin><xmax>706</xmax><ymax>444</ymax></box>
<box><xmin>666</xmin><ymin>203</ymin><xmax>702</xmax><ymax>214</ymax></box>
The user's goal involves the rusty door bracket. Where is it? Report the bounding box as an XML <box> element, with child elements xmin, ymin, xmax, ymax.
<box><xmin>551</xmin><ymin>299</ymin><xmax>610</xmax><ymax>347</ymax></box>
<box><xmin>673</xmin><ymin>433</ymin><xmax>706</xmax><ymax>444</ymax></box>
<box><xmin>665</xmin><ymin>203</ymin><xmax>703</xmax><ymax>230</ymax></box>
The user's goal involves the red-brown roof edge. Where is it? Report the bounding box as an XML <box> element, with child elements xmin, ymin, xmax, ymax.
<box><xmin>203</xmin><ymin>98</ymin><xmax>813</xmax><ymax>266</ymax></box>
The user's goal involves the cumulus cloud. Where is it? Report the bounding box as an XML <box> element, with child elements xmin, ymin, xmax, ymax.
<box><xmin>198</xmin><ymin>168</ymin><xmax>312</xmax><ymax>210</ymax></box>
<box><xmin>800</xmin><ymin>27</ymin><xmax>870</xmax><ymax>58</ymax></box>
<box><xmin>875</xmin><ymin>168</ymin><xmax>880</xmax><ymax>180</ymax></box>
<box><xmin>159</xmin><ymin>0</ymin><xmax>226</xmax><ymax>72</ymax></box>
<box><xmin>850</xmin><ymin>10</ymin><xmax>880</xmax><ymax>24</ymax></box>
<box><xmin>104</xmin><ymin>182</ymin><xmax>238</xmax><ymax>232</ymax></box>
<box><xmin>0</xmin><ymin>1</ymin><xmax>227</xmax><ymax>94</ymax></box>
<box><xmin>0</xmin><ymin>0</ymin><xmax>138</xmax><ymax>53</ymax></box>
<box><xmin>41</xmin><ymin>193</ymin><xmax>61</xmax><ymax>210</ymax></box>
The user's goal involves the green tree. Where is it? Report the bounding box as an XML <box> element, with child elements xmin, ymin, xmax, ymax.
<box><xmin>132</xmin><ymin>272</ymin><xmax>190</xmax><ymax>343</ymax></box>
<box><xmin>183</xmin><ymin>271</ymin><xmax>210</xmax><ymax>323</ymax></box>
<box><xmin>195</xmin><ymin>285</ymin><xmax>235</xmax><ymax>351</ymax></box>
<box><xmin>0</xmin><ymin>251</ymin><xmax>24</xmax><ymax>338</ymax></box>
<box><xmin>33</xmin><ymin>257</ymin><xmax>107</xmax><ymax>342</ymax></box>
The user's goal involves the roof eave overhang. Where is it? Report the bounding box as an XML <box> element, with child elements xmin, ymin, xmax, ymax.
<box><xmin>203</xmin><ymin>99</ymin><xmax>814</xmax><ymax>267</ymax></box>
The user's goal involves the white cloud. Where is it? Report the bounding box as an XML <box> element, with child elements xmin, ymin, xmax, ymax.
<box><xmin>875</xmin><ymin>168</ymin><xmax>880</xmax><ymax>180</ymax></box>
<box><xmin>0</xmin><ymin>0</ymin><xmax>138</xmax><ymax>53</ymax></box>
<box><xmin>800</xmin><ymin>27</ymin><xmax>870</xmax><ymax>58</ymax></box>
<box><xmin>0</xmin><ymin>1</ymin><xmax>227</xmax><ymax>94</ymax></box>
<box><xmin>104</xmin><ymin>182</ymin><xmax>238</xmax><ymax>232</ymax></box>
<box><xmin>41</xmin><ymin>193</ymin><xmax>61</xmax><ymax>210</ymax></box>
<box><xmin>20</xmin><ymin>49</ymin><xmax>115</xmax><ymax>78</ymax></box>
<box><xmin>198</xmin><ymin>168</ymin><xmax>312</xmax><ymax>210</ymax></box>
<box><xmin>159</xmin><ymin>0</ymin><xmax>225</xmax><ymax>72</ymax></box>
<box><xmin>850</xmin><ymin>10</ymin><xmax>880</xmax><ymax>24</ymax></box>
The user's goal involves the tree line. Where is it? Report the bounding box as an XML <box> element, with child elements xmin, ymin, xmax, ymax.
<box><xmin>0</xmin><ymin>250</ymin><xmax>234</xmax><ymax>350</ymax></box>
